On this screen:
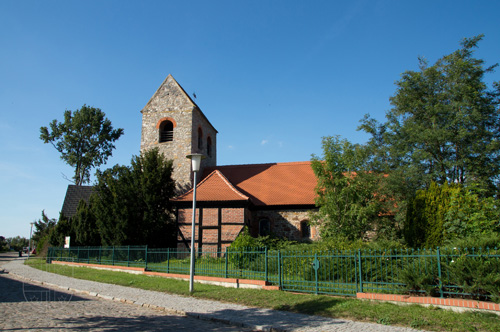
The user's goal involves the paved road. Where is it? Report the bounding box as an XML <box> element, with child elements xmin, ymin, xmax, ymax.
<box><xmin>0</xmin><ymin>252</ymin><xmax>425</xmax><ymax>331</ymax></box>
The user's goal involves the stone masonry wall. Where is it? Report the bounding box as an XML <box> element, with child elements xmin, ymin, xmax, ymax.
<box><xmin>250</xmin><ymin>209</ymin><xmax>319</xmax><ymax>241</ymax></box>
<box><xmin>191</xmin><ymin>108</ymin><xmax>217</xmax><ymax>183</ymax></box>
<box><xmin>141</xmin><ymin>109</ymin><xmax>193</xmax><ymax>191</ymax></box>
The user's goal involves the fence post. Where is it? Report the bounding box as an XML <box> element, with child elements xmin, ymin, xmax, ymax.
<box><xmin>98</xmin><ymin>247</ymin><xmax>102</xmax><ymax>264</ymax></box>
<box><xmin>265</xmin><ymin>247</ymin><xmax>268</xmax><ymax>283</ymax></box>
<box><xmin>77</xmin><ymin>247</ymin><xmax>80</xmax><ymax>263</ymax></box>
<box><xmin>278</xmin><ymin>250</ymin><xmax>282</xmax><ymax>289</ymax></box>
<box><xmin>145</xmin><ymin>245</ymin><xmax>148</xmax><ymax>271</ymax></box>
<box><xmin>436</xmin><ymin>247</ymin><xmax>444</xmax><ymax>298</ymax></box>
<box><xmin>314</xmin><ymin>253</ymin><xmax>319</xmax><ymax>295</ymax></box>
<box><xmin>225</xmin><ymin>247</ymin><xmax>228</xmax><ymax>278</ymax></box>
<box><xmin>127</xmin><ymin>246</ymin><xmax>130</xmax><ymax>267</ymax></box>
<box><xmin>357</xmin><ymin>249</ymin><xmax>363</xmax><ymax>293</ymax></box>
<box><xmin>167</xmin><ymin>248</ymin><xmax>170</xmax><ymax>273</ymax></box>
<box><xmin>112</xmin><ymin>246</ymin><xmax>115</xmax><ymax>266</ymax></box>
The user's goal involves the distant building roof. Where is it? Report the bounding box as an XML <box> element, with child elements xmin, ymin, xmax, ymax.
<box><xmin>61</xmin><ymin>185</ymin><xmax>94</xmax><ymax>218</ymax></box>
<box><xmin>173</xmin><ymin>161</ymin><xmax>317</xmax><ymax>207</ymax></box>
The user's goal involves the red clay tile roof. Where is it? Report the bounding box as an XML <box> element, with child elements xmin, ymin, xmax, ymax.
<box><xmin>203</xmin><ymin>161</ymin><xmax>317</xmax><ymax>206</ymax></box>
<box><xmin>172</xmin><ymin>170</ymin><xmax>250</xmax><ymax>202</ymax></box>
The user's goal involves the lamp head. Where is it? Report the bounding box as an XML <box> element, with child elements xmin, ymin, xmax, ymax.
<box><xmin>186</xmin><ymin>153</ymin><xmax>206</xmax><ymax>172</ymax></box>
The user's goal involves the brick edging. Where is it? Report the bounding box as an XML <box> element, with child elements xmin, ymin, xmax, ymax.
<box><xmin>357</xmin><ymin>292</ymin><xmax>500</xmax><ymax>311</ymax></box>
<box><xmin>52</xmin><ymin>261</ymin><xmax>145</xmax><ymax>272</ymax></box>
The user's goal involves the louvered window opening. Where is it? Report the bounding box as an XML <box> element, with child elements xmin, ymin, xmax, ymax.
<box><xmin>159</xmin><ymin>120</ymin><xmax>174</xmax><ymax>143</ymax></box>
<box><xmin>160</xmin><ymin>130</ymin><xmax>174</xmax><ymax>142</ymax></box>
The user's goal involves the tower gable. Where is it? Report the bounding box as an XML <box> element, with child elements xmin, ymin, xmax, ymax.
<box><xmin>142</xmin><ymin>74</ymin><xmax>197</xmax><ymax>113</ymax></box>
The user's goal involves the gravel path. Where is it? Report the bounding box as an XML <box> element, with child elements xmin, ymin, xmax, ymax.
<box><xmin>1</xmin><ymin>253</ymin><xmax>426</xmax><ymax>332</ymax></box>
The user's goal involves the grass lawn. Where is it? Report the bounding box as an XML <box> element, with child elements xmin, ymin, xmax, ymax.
<box><xmin>25</xmin><ymin>258</ymin><xmax>500</xmax><ymax>332</ymax></box>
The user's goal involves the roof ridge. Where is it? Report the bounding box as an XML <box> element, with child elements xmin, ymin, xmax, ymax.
<box><xmin>213</xmin><ymin>161</ymin><xmax>312</xmax><ymax>168</ymax></box>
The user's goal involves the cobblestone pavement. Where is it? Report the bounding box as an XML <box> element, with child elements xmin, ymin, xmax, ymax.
<box><xmin>0</xmin><ymin>253</ymin><xmax>254</xmax><ymax>331</ymax></box>
<box><xmin>0</xmin><ymin>252</ymin><xmax>426</xmax><ymax>332</ymax></box>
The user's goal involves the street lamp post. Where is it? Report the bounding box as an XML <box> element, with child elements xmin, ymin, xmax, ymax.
<box><xmin>28</xmin><ymin>222</ymin><xmax>34</xmax><ymax>258</ymax></box>
<box><xmin>186</xmin><ymin>153</ymin><xmax>205</xmax><ymax>294</ymax></box>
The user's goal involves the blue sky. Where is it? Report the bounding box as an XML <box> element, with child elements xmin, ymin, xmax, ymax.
<box><xmin>1</xmin><ymin>0</ymin><xmax>499</xmax><ymax>239</ymax></box>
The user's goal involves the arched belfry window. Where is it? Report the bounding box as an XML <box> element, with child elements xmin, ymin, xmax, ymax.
<box><xmin>207</xmin><ymin>136</ymin><xmax>212</xmax><ymax>157</ymax></box>
<box><xmin>159</xmin><ymin>120</ymin><xmax>174</xmax><ymax>143</ymax></box>
<box><xmin>198</xmin><ymin>127</ymin><xmax>203</xmax><ymax>150</ymax></box>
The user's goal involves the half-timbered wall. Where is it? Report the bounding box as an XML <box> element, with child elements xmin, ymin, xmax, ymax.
<box><xmin>176</xmin><ymin>207</ymin><xmax>248</xmax><ymax>251</ymax></box>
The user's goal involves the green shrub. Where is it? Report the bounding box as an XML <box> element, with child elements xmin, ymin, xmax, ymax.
<box><xmin>443</xmin><ymin>233</ymin><xmax>500</xmax><ymax>250</ymax></box>
<box><xmin>445</xmin><ymin>252</ymin><xmax>500</xmax><ymax>302</ymax></box>
<box><xmin>405</xmin><ymin>182</ymin><xmax>458</xmax><ymax>248</ymax></box>
<box><xmin>399</xmin><ymin>264</ymin><xmax>440</xmax><ymax>296</ymax></box>
<box><xmin>228</xmin><ymin>227</ymin><xmax>262</xmax><ymax>269</ymax></box>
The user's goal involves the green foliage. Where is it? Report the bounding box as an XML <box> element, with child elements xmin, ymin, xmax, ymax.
<box><xmin>399</xmin><ymin>264</ymin><xmax>439</xmax><ymax>296</ymax></box>
<box><xmin>228</xmin><ymin>227</ymin><xmax>294</xmax><ymax>270</ymax></box>
<box><xmin>4</xmin><ymin>236</ymin><xmax>29</xmax><ymax>251</ymax></box>
<box><xmin>446</xmin><ymin>252</ymin><xmax>500</xmax><ymax>302</ymax></box>
<box><xmin>228</xmin><ymin>227</ymin><xmax>262</xmax><ymax>269</ymax></box>
<box><xmin>405</xmin><ymin>181</ymin><xmax>500</xmax><ymax>247</ymax></box>
<box><xmin>45</xmin><ymin>200</ymin><xmax>100</xmax><ymax>248</ymax></box>
<box><xmin>359</xmin><ymin>34</ymin><xmax>500</xmax><ymax>222</ymax></box>
<box><xmin>32</xmin><ymin>210</ymin><xmax>57</xmax><ymax>251</ymax></box>
<box><xmin>229</xmin><ymin>227</ymin><xmax>258</xmax><ymax>249</ymax></box>
<box><xmin>40</xmin><ymin>104</ymin><xmax>124</xmax><ymax>185</ymax></box>
<box><xmin>444</xmin><ymin>189</ymin><xmax>500</xmax><ymax>239</ymax></box>
<box><xmin>92</xmin><ymin>148</ymin><xmax>176</xmax><ymax>248</ymax></box>
<box><xmin>311</xmin><ymin>136</ymin><xmax>387</xmax><ymax>241</ymax></box>
<box><xmin>444</xmin><ymin>233</ymin><xmax>500</xmax><ymax>250</ymax></box>
<box><xmin>405</xmin><ymin>181</ymin><xmax>459</xmax><ymax>247</ymax></box>
<box><xmin>0</xmin><ymin>236</ymin><xmax>9</xmax><ymax>252</ymax></box>
<box><xmin>48</xmin><ymin>215</ymin><xmax>74</xmax><ymax>248</ymax></box>
<box><xmin>73</xmin><ymin>200</ymin><xmax>101</xmax><ymax>246</ymax></box>
<box><xmin>230</xmin><ymin>227</ymin><xmax>294</xmax><ymax>250</ymax></box>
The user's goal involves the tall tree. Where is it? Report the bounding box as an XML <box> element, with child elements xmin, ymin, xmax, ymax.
<box><xmin>92</xmin><ymin>148</ymin><xmax>177</xmax><ymax>247</ymax></box>
<box><xmin>40</xmin><ymin>105</ymin><xmax>124</xmax><ymax>185</ymax></box>
<box><xmin>359</xmin><ymin>35</ymin><xmax>500</xmax><ymax>198</ymax></box>
<box><xmin>311</xmin><ymin>136</ymin><xmax>388</xmax><ymax>240</ymax></box>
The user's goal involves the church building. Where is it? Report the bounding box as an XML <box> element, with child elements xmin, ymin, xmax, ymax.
<box><xmin>140</xmin><ymin>75</ymin><xmax>319</xmax><ymax>251</ymax></box>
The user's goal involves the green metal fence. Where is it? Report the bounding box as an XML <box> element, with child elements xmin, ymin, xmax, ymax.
<box><xmin>47</xmin><ymin>245</ymin><xmax>500</xmax><ymax>301</ymax></box>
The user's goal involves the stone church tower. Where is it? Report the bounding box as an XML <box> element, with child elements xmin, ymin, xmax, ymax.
<box><xmin>140</xmin><ymin>74</ymin><xmax>217</xmax><ymax>191</ymax></box>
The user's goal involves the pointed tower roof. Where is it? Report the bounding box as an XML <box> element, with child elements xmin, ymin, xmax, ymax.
<box><xmin>172</xmin><ymin>170</ymin><xmax>250</xmax><ymax>203</ymax></box>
